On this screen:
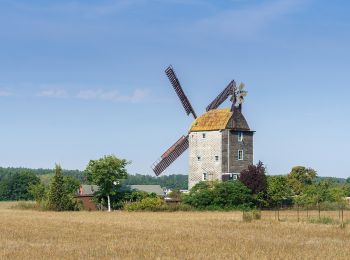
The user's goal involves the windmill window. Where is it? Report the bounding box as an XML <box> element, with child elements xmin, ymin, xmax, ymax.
<box><xmin>202</xmin><ymin>133</ymin><xmax>206</xmax><ymax>138</ymax></box>
<box><xmin>203</xmin><ymin>173</ymin><xmax>208</xmax><ymax>181</ymax></box>
<box><xmin>197</xmin><ymin>156</ymin><xmax>201</xmax><ymax>161</ymax></box>
<box><xmin>215</xmin><ymin>156</ymin><xmax>219</xmax><ymax>162</ymax></box>
<box><xmin>238</xmin><ymin>132</ymin><xmax>243</xmax><ymax>142</ymax></box>
<box><xmin>238</xmin><ymin>150</ymin><xmax>244</xmax><ymax>160</ymax></box>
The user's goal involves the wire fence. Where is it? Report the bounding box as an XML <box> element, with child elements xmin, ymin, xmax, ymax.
<box><xmin>257</xmin><ymin>208</ymin><xmax>350</xmax><ymax>224</ymax></box>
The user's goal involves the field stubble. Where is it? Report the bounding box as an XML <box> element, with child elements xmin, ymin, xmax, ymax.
<box><xmin>1</xmin><ymin>202</ymin><xmax>350</xmax><ymax>259</ymax></box>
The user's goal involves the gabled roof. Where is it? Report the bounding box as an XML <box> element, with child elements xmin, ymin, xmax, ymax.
<box><xmin>189</xmin><ymin>108</ymin><xmax>251</xmax><ymax>132</ymax></box>
<box><xmin>128</xmin><ymin>185</ymin><xmax>164</xmax><ymax>196</ymax></box>
<box><xmin>190</xmin><ymin>108</ymin><xmax>232</xmax><ymax>132</ymax></box>
<box><xmin>79</xmin><ymin>185</ymin><xmax>99</xmax><ymax>196</ymax></box>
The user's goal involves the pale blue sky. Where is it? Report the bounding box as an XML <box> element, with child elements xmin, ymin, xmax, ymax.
<box><xmin>0</xmin><ymin>0</ymin><xmax>349</xmax><ymax>177</ymax></box>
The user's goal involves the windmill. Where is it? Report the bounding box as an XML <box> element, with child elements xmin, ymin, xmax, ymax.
<box><xmin>152</xmin><ymin>66</ymin><xmax>254</xmax><ymax>189</ymax></box>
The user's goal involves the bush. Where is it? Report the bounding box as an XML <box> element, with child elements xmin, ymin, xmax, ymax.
<box><xmin>124</xmin><ymin>197</ymin><xmax>167</xmax><ymax>211</ymax></box>
<box><xmin>124</xmin><ymin>197</ymin><xmax>194</xmax><ymax>212</ymax></box>
<box><xmin>252</xmin><ymin>210</ymin><xmax>261</xmax><ymax>220</ymax></box>
<box><xmin>242</xmin><ymin>211</ymin><xmax>253</xmax><ymax>222</ymax></box>
<box><xmin>242</xmin><ymin>210</ymin><xmax>261</xmax><ymax>222</ymax></box>
<box><xmin>183</xmin><ymin>181</ymin><xmax>254</xmax><ymax>210</ymax></box>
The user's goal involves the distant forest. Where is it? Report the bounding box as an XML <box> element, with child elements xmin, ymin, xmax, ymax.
<box><xmin>0</xmin><ymin>167</ymin><xmax>188</xmax><ymax>189</ymax></box>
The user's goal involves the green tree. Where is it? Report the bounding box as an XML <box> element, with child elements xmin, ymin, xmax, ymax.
<box><xmin>63</xmin><ymin>176</ymin><xmax>80</xmax><ymax>194</ymax></box>
<box><xmin>287</xmin><ymin>166</ymin><xmax>317</xmax><ymax>195</ymax></box>
<box><xmin>267</xmin><ymin>176</ymin><xmax>292</xmax><ymax>207</ymax></box>
<box><xmin>85</xmin><ymin>155</ymin><xmax>129</xmax><ymax>212</ymax></box>
<box><xmin>0</xmin><ymin>171</ymin><xmax>40</xmax><ymax>201</ymax></box>
<box><xmin>28</xmin><ymin>183</ymin><xmax>47</xmax><ymax>204</ymax></box>
<box><xmin>47</xmin><ymin>164</ymin><xmax>78</xmax><ymax>211</ymax></box>
<box><xmin>304</xmin><ymin>181</ymin><xmax>332</xmax><ymax>219</ymax></box>
<box><xmin>267</xmin><ymin>176</ymin><xmax>292</xmax><ymax>220</ymax></box>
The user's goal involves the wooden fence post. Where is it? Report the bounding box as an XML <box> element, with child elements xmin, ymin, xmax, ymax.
<box><xmin>297</xmin><ymin>205</ymin><xmax>300</xmax><ymax>222</ymax></box>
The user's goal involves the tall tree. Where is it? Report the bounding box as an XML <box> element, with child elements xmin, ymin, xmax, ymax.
<box><xmin>287</xmin><ymin>166</ymin><xmax>317</xmax><ymax>195</ymax></box>
<box><xmin>267</xmin><ymin>176</ymin><xmax>292</xmax><ymax>207</ymax></box>
<box><xmin>85</xmin><ymin>155</ymin><xmax>129</xmax><ymax>212</ymax></box>
<box><xmin>47</xmin><ymin>164</ymin><xmax>76</xmax><ymax>211</ymax></box>
<box><xmin>239</xmin><ymin>161</ymin><xmax>267</xmax><ymax>194</ymax></box>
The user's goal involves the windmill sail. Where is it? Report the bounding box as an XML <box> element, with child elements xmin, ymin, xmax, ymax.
<box><xmin>206</xmin><ymin>80</ymin><xmax>236</xmax><ymax>111</ymax></box>
<box><xmin>152</xmin><ymin>135</ymin><xmax>189</xmax><ymax>176</ymax></box>
<box><xmin>165</xmin><ymin>66</ymin><xmax>197</xmax><ymax>119</ymax></box>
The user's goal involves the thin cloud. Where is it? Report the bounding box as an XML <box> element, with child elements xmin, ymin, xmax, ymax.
<box><xmin>0</xmin><ymin>89</ymin><xmax>13</xmax><ymax>97</ymax></box>
<box><xmin>77</xmin><ymin>88</ymin><xmax>149</xmax><ymax>103</ymax></box>
<box><xmin>194</xmin><ymin>0</ymin><xmax>307</xmax><ymax>39</ymax></box>
<box><xmin>36</xmin><ymin>88</ymin><xmax>68</xmax><ymax>98</ymax></box>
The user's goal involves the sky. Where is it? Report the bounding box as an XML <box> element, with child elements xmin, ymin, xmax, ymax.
<box><xmin>0</xmin><ymin>0</ymin><xmax>349</xmax><ymax>178</ymax></box>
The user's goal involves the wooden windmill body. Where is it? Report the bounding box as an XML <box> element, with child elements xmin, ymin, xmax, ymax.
<box><xmin>152</xmin><ymin>66</ymin><xmax>254</xmax><ymax>189</ymax></box>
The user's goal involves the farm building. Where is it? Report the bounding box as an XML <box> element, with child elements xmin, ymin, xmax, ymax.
<box><xmin>76</xmin><ymin>185</ymin><xmax>99</xmax><ymax>211</ymax></box>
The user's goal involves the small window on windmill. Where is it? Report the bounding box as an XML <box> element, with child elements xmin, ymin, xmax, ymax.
<box><xmin>197</xmin><ymin>156</ymin><xmax>201</xmax><ymax>161</ymax></box>
<box><xmin>203</xmin><ymin>173</ymin><xmax>208</xmax><ymax>181</ymax></box>
<box><xmin>202</xmin><ymin>133</ymin><xmax>206</xmax><ymax>139</ymax></box>
<box><xmin>238</xmin><ymin>150</ymin><xmax>244</xmax><ymax>161</ymax></box>
<box><xmin>238</xmin><ymin>132</ymin><xmax>243</xmax><ymax>142</ymax></box>
<box><xmin>215</xmin><ymin>156</ymin><xmax>219</xmax><ymax>162</ymax></box>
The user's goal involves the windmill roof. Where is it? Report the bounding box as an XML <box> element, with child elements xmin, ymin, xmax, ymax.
<box><xmin>189</xmin><ymin>108</ymin><xmax>251</xmax><ymax>132</ymax></box>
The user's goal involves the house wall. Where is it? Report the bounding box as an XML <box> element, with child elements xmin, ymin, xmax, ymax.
<box><xmin>188</xmin><ymin>131</ymin><xmax>222</xmax><ymax>189</ymax></box>
<box><xmin>221</xmin><ymin>130</ymin><xmax>254</xmax><ymax>174</ymax></box>
<box><xmin>77</xmin><ymin>196</ymin><xmax>97</xmax><ymax>211</ymax></box>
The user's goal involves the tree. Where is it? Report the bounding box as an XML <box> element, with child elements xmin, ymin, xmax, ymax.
<box><xmin>47</xmin><ymin>164</ymin><xmax>78</xmax><ymax>211</ymax></box>
<box><xmin>267</xmin><ymin>176</ymin><xmax>292</xmax><ymax>206</ymax></box>
<box><xmin>85</xmin><ymin>155</ymin><xmax>129</xmax><ymax>212</ymax></box>
<box><xmin>239</xmin><ymin>161</ymin><xmax>267</xmax><ymax>194</ymax></box>
<box><xmin>287</xmin><ymin>166</ymin><xmax>317</xmax><ymax>195</ymax></box>
<box><xmin>63</xmin><ymin>176</ymin><xmax>81</xmax><ymax>194</ymax></box>
<box><xmin>168</xmin><ymin>189</ymin><xmax>182</xmax><ymax>200</ymax></box>
<box><xmin>267</xmin><ymin>176</ymin><xmax>292</xmax><ymax>220</ymax></box>
<box><xmin>0</xmin><ymin>171</ymin><xmax>40</xmax><ymax>201</ymax></box>
<box><xmin>304</xmin><ymin>181</ymin><xmax>332</xmax><ymax>219</ymax></box>
<box><xmin>29</xmin><ymin>183</ymin><xmax>47</xmax><ymax>204</ymax></box>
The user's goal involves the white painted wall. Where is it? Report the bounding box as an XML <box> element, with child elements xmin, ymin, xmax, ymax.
<box><xmin>188</xmin><ymin>131</ymin><xmax>222</xmax><ymax>189</ymax></box>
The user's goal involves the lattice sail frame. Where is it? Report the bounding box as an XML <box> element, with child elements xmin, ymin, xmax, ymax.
<box><xmin>152</xmin><ymin>135</ymin><xmax>189</xmax><ymax>176</ymax></box>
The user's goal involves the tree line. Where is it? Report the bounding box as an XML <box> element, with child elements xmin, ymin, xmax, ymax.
<box><xmin>0</xmin><ymin>167</ymin><xmax>188</xmax><ymax>201</ymax></box>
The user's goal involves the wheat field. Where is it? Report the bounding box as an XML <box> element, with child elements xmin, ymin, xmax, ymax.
<box><xmin>1</xmin><ymin>202</ymin><xmax>350</xmax><ymax>259</ymax></box>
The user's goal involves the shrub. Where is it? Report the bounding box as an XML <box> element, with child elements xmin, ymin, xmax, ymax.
<box><xmin>28</xmin><ymin>183</ymin><xmax>47</xmax><ymax>204</ymax></box>
<box><xmin>242</xmin><ymin>210</ymin><xmax>261</xmax><ymax>222</ymax></box>
<box><xmin>183</xmin><ymin>181</ymin><xmax>254</xmax><ymax>210</ymax></box>
<box><xmin>124</xmin><ymin>197</ymin><xmax>167</xmax><ymax>211</ymax></box>
<box><xmin>252</xmin><ymin>210</ymin><xmax>261</xmax><ymax>220</ymax></box>
<box><xmin>242</xmin><ymin>211</ymin><xmax>253</xmax><ymax>222</ymax></box>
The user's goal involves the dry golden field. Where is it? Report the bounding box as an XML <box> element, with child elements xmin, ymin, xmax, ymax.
<box><xmin>1</xmin><ymin>202</ymin><xmax>350</xmax><ymax>259</ymax></box>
